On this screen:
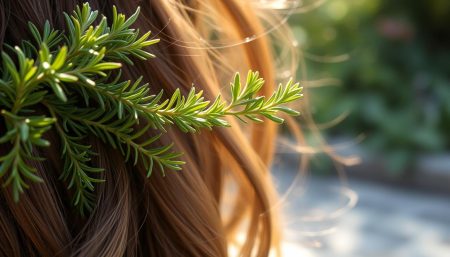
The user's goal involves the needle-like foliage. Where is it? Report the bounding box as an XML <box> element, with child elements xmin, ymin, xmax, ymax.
<box><xmin>0</xmin><ymin>3</ymin><xmax>303</xmax><ymax>214</ymax></box>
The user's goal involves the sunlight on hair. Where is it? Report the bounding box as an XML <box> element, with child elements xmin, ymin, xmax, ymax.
<box><xmin>165</xmin><ymin>0</ymin><xmax>330</xmax><ymax>50</ymax></box>
<box><xmin>228</xmin><ymin>232</ymin><xmax>317</xmax><ymax>257</ymax></box>
<box><xmin>254</xmin><ymin>0</ymin><xmax>301</xmax><ymax>10</ymax></box>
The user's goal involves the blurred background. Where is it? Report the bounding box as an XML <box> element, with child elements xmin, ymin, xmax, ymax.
<box><xmin>271</xmin><ymin>0</ymin><xmax>450</xmax><ymax>256</ymax></box>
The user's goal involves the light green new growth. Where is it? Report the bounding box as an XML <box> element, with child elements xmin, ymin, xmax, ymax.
<box><xmin>0</xmin><ymin>3</ymin><xmax>303</xmax><ymax>214</ymax></box>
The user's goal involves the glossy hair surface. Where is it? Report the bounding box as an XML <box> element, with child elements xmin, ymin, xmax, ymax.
<box><xmin>0</xmin><ymin>0</ymin><xmax>286</xmax><ymax>256</ymax></box>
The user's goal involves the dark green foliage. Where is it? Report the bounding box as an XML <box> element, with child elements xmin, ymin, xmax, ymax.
<box><xmin>290</xmin><ymin>0</ymin><xmax>450</xmax><ymax>174</ymax></box>
<box><xmin>0</xmin><ymin>3</ymin><xmax>303</xmax><ymax>213</ymax></box>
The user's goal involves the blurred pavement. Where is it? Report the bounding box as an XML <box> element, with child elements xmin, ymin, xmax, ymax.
<box><xmin>273</xmin><ymin>165</ymin><xmax>450</xmax><ymax>257</ymax></box>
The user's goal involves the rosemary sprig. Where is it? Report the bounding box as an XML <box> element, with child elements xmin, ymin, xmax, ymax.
<box><xmin>0</xmin><ymin>3</ymin><xmax>303</xmax><ymax>213</ymax></box>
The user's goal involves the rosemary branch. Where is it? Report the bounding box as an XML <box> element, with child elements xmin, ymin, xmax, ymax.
<box><xmin>0</xmin><ymin>3</ymin><xmax>303</xmax><ymax>213</ymax></box>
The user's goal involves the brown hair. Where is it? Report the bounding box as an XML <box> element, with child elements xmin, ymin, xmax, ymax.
<box><xmin>0</xmin><ymin>0</ymin><xmax>287</xmax><ymax>256</ymax></box>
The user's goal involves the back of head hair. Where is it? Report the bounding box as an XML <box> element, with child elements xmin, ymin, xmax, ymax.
<box><xmin>0</xmin><ymin>0</ymin><xmax>286</xmax><ymax>256</ymax></box>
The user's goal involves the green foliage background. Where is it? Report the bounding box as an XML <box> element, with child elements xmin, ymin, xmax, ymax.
<box><xmin>290</xmin><ymin>0</ymin><xmax>450</xmax><ymax>174</ymax></box>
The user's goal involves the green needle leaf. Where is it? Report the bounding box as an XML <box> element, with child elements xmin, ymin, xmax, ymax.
<box><xmin>51</xmin><ymin>46</ymin><xmax>67</xmax><ymax>70</ymax></box>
